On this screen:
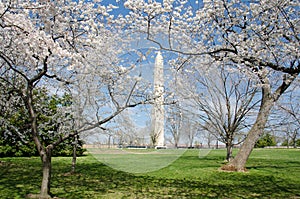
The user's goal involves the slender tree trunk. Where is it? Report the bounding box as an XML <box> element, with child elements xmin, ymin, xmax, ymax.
<box><xmin>174</xmin><ymin>141</ymin><xmax>178</xmax><ymax>148</ymax></box>
<box><xmin>188</xmin><ymin>134</ymin><xmax>194</xmax><ymax>148</ymax></box>
<box><xmin>174</xmin><ymin>133</ymin><xmax>179</xmax><ymax>148</ymax></box>
<box><xmin>293</xmin><ymin>142</ymin><xmax>296</xmax><ymax>148</ymax></box>
<box><xmin>151</xmin><ymin>133</ymin><xmax>157</xmax><ymax>147</ymax></box>
<box><xmin>26</xmin><ymin>85</ymin><xmax>53</xmax><ymax>198</ymax></box>
<box><xmin>292</xmin><ymin>132</ymin><xmax>297</xmax><ymax>148</ymax></box>
<box><xmin>108</xmin><ymin>135</ymin><xmax>111</xmax><ymax>148</ymax></box>
<box><xmin>40</xmin><ymin>147</ymin><xmax>52</xmax><ymax>198</ymax></box>
<box><xmin>226</xmin><ymin>143</ymin><xmax>233</xmax><ymax>162</ymax></box>
<box><xmin>71</xmin><ymin>135</ymin><xmax>78</xmax><ymax>173</ymax></box>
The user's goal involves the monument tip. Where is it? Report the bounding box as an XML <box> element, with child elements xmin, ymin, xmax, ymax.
<box><xmin>155</xmin><ymin>51</ymin><xmax>163</xmax><ymax>63</ymax></box>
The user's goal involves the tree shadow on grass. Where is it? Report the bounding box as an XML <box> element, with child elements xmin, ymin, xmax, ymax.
<box><xmin>0</xmin><ymin>158</ymin><xmax>42</xmax><ymax>198</ymax></box>
<box><xmin>0</xmin><ymin>155</ymin><xmax>300</xmax><ymax>199</ymax></box>
<box><xmin>51</xmin><ymin>155</ymin><xmax>300</xmax><ymax>199</ymax></box>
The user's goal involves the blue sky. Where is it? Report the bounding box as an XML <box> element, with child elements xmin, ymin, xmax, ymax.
<box><xmin>100</xmin><ymin>0</ymin><xmax>205</xmax><ymax>15</ymax></box>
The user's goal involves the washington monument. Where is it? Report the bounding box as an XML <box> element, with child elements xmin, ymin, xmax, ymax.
<box><xmin>151</xmin><ymin>51</ymin><xmax>165</xmax><ymax>147</ymax></box>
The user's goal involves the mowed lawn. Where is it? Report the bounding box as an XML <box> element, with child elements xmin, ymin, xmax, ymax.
<box><xmin>0</xmin><ymin>148</ymin><xmax>299</xmax><ymax>199</ymax></box>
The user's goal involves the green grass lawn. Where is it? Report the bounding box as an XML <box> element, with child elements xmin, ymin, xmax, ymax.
<box><xmin>0</xmin><ymin>148</ymin><xmax>299</xmax><ymax>198</ymax></box>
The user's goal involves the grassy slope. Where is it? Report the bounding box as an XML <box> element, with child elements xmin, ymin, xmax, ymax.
<box><xmin>0</xmin><ymin>149</ymin><xmax>299</xmax><ymax>199</ymax></box>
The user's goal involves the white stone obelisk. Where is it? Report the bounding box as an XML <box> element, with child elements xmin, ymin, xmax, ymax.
<box><xmin>151</xmin><ymin>51</ymin><xmax>165</xmax><ymax>147</ymax></box>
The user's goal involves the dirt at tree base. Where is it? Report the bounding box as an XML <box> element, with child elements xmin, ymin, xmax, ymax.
<box><xmin>220</xmin><ymin>164</ymin><xmax>248</xmax><ymax>172</ymax></box>
<box><xmin>26</xmin><ymin>194</ymin><xmax>65</xmax><ymax>199</ymax></box>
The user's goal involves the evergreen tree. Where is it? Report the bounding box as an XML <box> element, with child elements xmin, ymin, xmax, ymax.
<box><xmin>255</xmin><ymin>133</ymin><xmax>277</xmax><ymax>148</ymax></box>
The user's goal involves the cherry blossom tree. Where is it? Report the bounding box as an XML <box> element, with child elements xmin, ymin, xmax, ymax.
<box><xmin>120</xmin><ymin>0</ymin><xmax>300</xmax><ymax>171</ymax></box>
<box><xmin>0</xmin><ymin>1</ymin><xmax>153</xmax><ymax>197</ymax></box>
<box><xmin>0</xmin><ymin>2</ymin><xmax>76</xmax><ymax>196</ymax></box>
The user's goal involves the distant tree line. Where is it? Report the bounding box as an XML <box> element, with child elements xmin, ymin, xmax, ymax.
<box><xmin>254</xmin><ymin>133</ymin><xmax>300</xmax><ymax>148</ymax></box>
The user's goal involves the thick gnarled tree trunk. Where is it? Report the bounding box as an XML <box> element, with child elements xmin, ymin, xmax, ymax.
<box><xmin>221</xmin><ymin>73</ymin><xmax>298</xmax><ymax>172</ymax></box>
<box><xmin>222</xmin><ymin>99</ymin><xmax>273</xmax><ymax>171</ymax></box>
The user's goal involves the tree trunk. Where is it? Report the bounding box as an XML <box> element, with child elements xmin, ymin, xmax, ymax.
<box><xmin>207</xmin><ymin>139</ymin><xmax>211</xmax><ymax>148</ymax></box>
<box><xmin>40</xmin><ymin>147</ymin><xmax>52</xmax><ymax>198</ymax></box>
<box><xmin>293</xmin><ymin>141</ymin><xmax>296</xmax><ymax>148</ymax></box>
<box><xmin>226</xmin><ymin>143</ymin><xmax>233</xmax><ymax>162</ymax></box>
<box><xmin>292</xmin><ymin>132</ymin><xmax>297</xmax><ymax>148</ymax></box>
<box><xmin>221</xmin><ymin>98</ymin><xmax>274</xmax><ymax>171</ymax></box>
<box><xmin>26</xmin><ymin>85</ymin><xmax>53</xmax><ymax>198</ymax></box>
<box><xmin>174</xmin><ymin>142</ymin><xmax>178</xmax><ymax>148</ymax></box>
<box><xmin>174</xmin><ymin>133</ymin><xmax>179</xmax><ymax>148</ymax></box>
<box><xmin>71</xmin><ymin>136</ymin><xmax>78</xmax><ymax>173</ymax></box>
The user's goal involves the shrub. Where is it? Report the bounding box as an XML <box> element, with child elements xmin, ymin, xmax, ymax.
<box><xmin>255</xmin><ymin>133</ymin><xmax>277</xmax><ymax>148</ymax></box>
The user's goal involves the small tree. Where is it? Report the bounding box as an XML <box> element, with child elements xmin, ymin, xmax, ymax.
<box><xmin>175</xmin><ymin>66</ymin><xmax>259</xmax><ymax>161</ymax></box>
<box><xmin>275</xmin><ymin>84</ymin><xmax>300</xmax><ymax>149</ymax></box>
<box><xmin>0</xmin><ymin>2</ymin><xmax>153</xmax><ymax>197</ymax></box>
<box><xmin>166</xmin><ymin>103</ymin><xmax>183</xmax><ymax>148</ymax></box>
